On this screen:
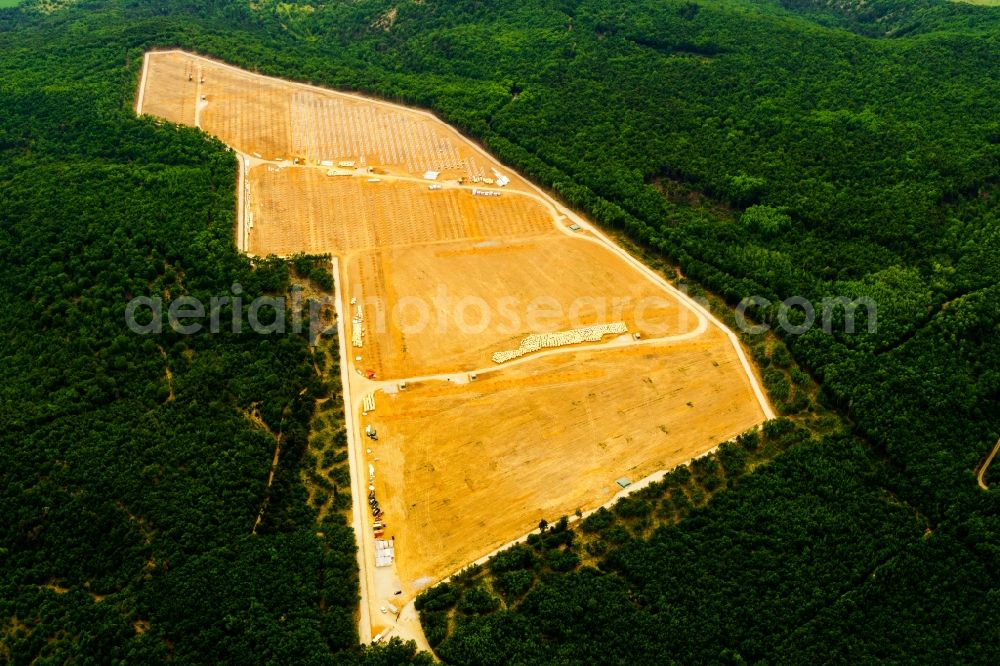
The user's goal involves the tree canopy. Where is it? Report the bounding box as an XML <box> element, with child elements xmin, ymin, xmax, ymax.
<box><xmin>1</xmin><ymin>0</ymin><xmax>998</xmax><ymax>663</ymax></box>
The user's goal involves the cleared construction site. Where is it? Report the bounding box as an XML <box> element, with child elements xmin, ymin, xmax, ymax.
<box><xmin>137</xmin><ymin>50</ymin><xmax>772</xmax><ymax>645</ymax></box>
<box><xmin>367</xmin><ymin>331</ymin><xmax>764</xmax><ymax>587</ymax></box>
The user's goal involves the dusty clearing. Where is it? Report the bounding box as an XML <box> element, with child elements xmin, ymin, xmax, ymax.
<box><xmin>138</xmin><ymin>50</ymin><xmax>771</xmax><ymax>640</ymax></box>
<box><xmin>246</xmin><ymin>169</ymin><xmax>556</xmax><ymax>256</ymax></box>
<box><xmin>347</xmin><ymin>236</ymin><xmax>702</xmax><ymax>378</ymax></box>
<box><xmin>364</xmin><ymin>331</ymin><xmax>763</xmax><ymax>591</ymax></box>
<box><xmin>140</xmin><ymin>50</ymin><xmax>532</xmax><ymax>187</ymax></box>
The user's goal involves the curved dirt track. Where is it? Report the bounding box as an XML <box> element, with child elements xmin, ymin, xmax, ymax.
<box><xmin>977</xmin><ymin>438</ymin><xmax>1000</xmax><ymax>491</ymax></box>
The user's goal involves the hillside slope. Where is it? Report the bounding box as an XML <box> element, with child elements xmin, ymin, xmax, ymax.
<box><xmin>0</xmin><ymin>0</ymin><xmax>998</xmax><ymax>663</ymax></box>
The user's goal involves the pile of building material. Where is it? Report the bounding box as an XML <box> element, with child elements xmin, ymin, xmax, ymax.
<box><xmin>492</xmin><ymin>322</ymin><xmax>628</xmax><ymax>364</ymax></box>
<box><xmin>374</xmin><ymin>538</ymin><xmax>395</xmax><ymax>567</ymax></box>
<box><xmin>471</xmin><ymin>188</ymin><xmax>501</xmax><ymax>198</ymax></box>
<box><xmin>352</xmin><ymin>305</ymin><xmax>364</xmax><ymax>348</ymax></box>
<box><xmin>363</xmin><ymin>393</ymin><xmax>376</xmax><ymax>412</ymax></box>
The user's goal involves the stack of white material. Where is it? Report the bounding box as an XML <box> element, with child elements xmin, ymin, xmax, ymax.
<box><xmin>492</xmin><ymin>322</ymin><xmax>628</xmax><ymax>364</ymax></box>
<box><xmin>352</xmin><ymin>304</ymin><xmax>364</xmax><ymax>348</ymax></box>
<box><xmin>374</xmin><ymin>539</ymin><xmax>395</xmax><ymax>567</ymax></box>
<box><xmin>363</xmin><ymin>394</ymin><xmax>376</xmax><ymax>412</ymax></box>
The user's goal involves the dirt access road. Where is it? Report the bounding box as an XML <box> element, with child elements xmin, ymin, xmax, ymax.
<box><xmin>977</xmin><ymin>437</ymin><xmax>1000</xmax><ymax>491</ymax></box>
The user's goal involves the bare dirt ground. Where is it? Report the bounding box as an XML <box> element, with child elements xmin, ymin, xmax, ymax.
<box><xmin>245</xmin><ymin>169</ymin><xmax>556</xmax><ymax>256</ymax></box>
<box><xmin>137</xmin><ymin>50</ymin><xmax>773</xmax><ymax>645</ymax></box>
<box><xmin>139</xmin><ymin>50</ymin><xmax>533</xmax><ymax>187</ymax></box>
<box><xmin>138</xmin><ymin>53</ymin><xmax>198</xmax><ymax>127</ymax></box>
<box><xmin>347</xmin><ymin>236</ymin><xmax>702</xmax><ymax>378</ymax></box>
<box><xmin>363</xmin><ymin>330</ymin><xmax>765</xmax><ymax>599</ymax></box>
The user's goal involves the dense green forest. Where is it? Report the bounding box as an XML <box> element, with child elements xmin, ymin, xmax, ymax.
<box><xmin>1</xmin><ymin>0</ymin><xmax>998</xmax><ymax>663</ymax></box>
